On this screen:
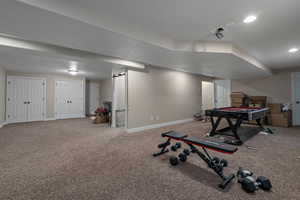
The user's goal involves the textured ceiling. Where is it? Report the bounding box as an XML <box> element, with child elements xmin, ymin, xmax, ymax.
<box><xmin>2</xmin><ymin>0</ymin><xmax>294</xmax><ymax>79</ymax></box>
<box><xmin>18</xmin><ymin>0</ymin><xmax>300</xmax><ymax>69</ymax></box>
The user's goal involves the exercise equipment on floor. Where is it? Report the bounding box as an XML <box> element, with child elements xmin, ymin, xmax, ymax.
<box><xmin>237</xmin><ymin>167</ymin><xmax>272</xmax><ymax>193</ymax></box>
<box><xmin>153</xmin><ymin>131</ymin><xmax>238</xmax><ymax>189</ymax></box>
<box><xmin>171</xmin><ymin>142</ymin><xmax>182</xmax><ymax>151</ymax></box>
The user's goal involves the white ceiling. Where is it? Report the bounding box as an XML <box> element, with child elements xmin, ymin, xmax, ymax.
<box><xmin>17</xmin><ymin>0</ymin><xmax>300</xmax><ymax>69</ymax></box>
<box><xmin>2</xmin><ymin>0</ymin><xmax>299</xmax><ymax>79</ymax></box>
<box><xmin>0</xmin><ymin>46</ymin><xmax>116</xmax><ymax>80</ymax></box>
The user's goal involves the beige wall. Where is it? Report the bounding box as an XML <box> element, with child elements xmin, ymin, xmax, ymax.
<box><xmin>231</xmin><ymin>72</ymin><xmax>292</xmax><ymax>103</ymax></box>
<box><xmin>99</xmin><ymin>79</ymin><xmax>112</xmax><ymax>105</ymax></box>
<box><xmin>0</xmin><ymin>66</ymin><xmax>6</xmax><ymax>124</ymax></box>
<box><xmin>86</xmin><ymin>80</ymin><xmax>101</xmax><ymax>114</ymax></box>
<box><xmin>127</xmin><ymin>66</ymin><xmax>212</xmax><ymax>129</ymax></box>
<box><xmin>7</xmin><ymin>71</ymin><xmax>85</xmax><ymax>118</ymax></box>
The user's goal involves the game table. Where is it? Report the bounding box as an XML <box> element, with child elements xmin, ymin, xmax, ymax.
<box><xmin>205</xmin><ymin>107</ymin><xmax>269</xmax><ymax>145</ymax></box>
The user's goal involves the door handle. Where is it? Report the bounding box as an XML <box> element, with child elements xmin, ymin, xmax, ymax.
<box><xmin>296</xmin><ymin>101</ymin><xmax>300</xmax><ymax>104</ymax></box>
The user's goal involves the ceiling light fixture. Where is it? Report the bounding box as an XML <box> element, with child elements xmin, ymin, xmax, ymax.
<box><xmin>288</xmin><ymin>48</ymin><xmax>299</xmax><ymax>53</ymax></box>
<box><xmin>215</xmin><ymin>27</ymin><xmax>225</xmax><ymax>40</ymax></box>
<box><xmin>243</xmin><ymin>15</ymin><xmax>257</xmax><ymax>24</ymax></box>
<box><xmin>68</xmin><ymin>68</ymin><xmax>79</xmax><ymax>76</ymax></box>
<box><xmin>68</xmin><ymin>61</ymin><xmax>79</xmax><ymax>75</ymax></box>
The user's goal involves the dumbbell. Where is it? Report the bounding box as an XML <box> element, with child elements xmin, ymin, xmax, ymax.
<box><xmin>169</xmin><ymin>156</ymin><xmax>179</xmax><ymax>166</ymax></box>
<box><xmin>237</xmin><ymin>167</ymin><xmax>253</xmax><ymax>181</ymax></box>
<box><xmin>256</xmin><ymin>176</ymin><xmax>272</xmax><ymax>191</ymax></box>
<box><xmin>178</xmin><ymin>153</ymin><xmax>187</xmax><ymax>162</ymax></box>
<box><xmin>157</xmin><ymin>141</ymin><xmax>170</xmax><ymax>148</ymax></box>
<box><xmin>240</xmin><ymin>176</ymin><xmax>272</xmax><ymax>193</ymax></box>
<box><xmin>237</xmin><ymin>168</ymin><xmax>272</xmax><ymax>193</ymax></box>
<box><xmin>183</xmin><ymin>149</ymin><xmax>190</xmax><ymax>156</ymax></box>
<box><xmin>171</xmin><ymin>142</ymin><xmax>181</xmax><ymax>151</ymax></box>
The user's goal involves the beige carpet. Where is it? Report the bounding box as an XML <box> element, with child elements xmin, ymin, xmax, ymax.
<box><xmin>0</xmin><ymin>119</ymin><xmax>299</xmax><ymax>200</ymax></box>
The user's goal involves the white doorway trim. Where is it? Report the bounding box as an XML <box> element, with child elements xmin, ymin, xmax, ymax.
<box><xmin>112</xmin><ymin>71</ymin><xmax>128</xmax><ymax>128</ymax></box>
<box><xmin>214</xmin><ymin>79</ymin><xmax>231</xmax><ymax>108</ymax></box>
<box><xmin>291</xmin><ymin>72</ymin><xmax>300</xmax><ymax>126</ymax></box>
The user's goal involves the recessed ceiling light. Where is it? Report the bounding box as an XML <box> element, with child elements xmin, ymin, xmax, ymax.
<box><xmin>288</xmin><ymin>48</ymin><xmax>299</xmax><ymax>53</ymax></box>
<box><xmin>243</xmin><ymin>15</ymin><xmax>257</xmax><ymax>24</ymax></box>
<box><xmin>68</xmin><ymin>68</ymin><xmax>79</xmax><ymax>75</ymax></box>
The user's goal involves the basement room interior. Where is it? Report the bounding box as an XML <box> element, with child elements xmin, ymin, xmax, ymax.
<box><xmin>0</xmin><ymin>1</ymin><xmax>299</xmax><ymax>200</ymax></box>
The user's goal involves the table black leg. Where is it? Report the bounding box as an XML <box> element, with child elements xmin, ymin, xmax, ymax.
<box><xmin>224</xmin><ymin>118</ymin><xmax>243</xmax><ymax>145</ymax></box>
<box><xmin>209</xmin><ymin>116</ymin><xmax>222</xmax><ymax>136</ymax></box>
<box><xmin>233</xmin><ymin>118</ymin><xmax>243</xmax><ymax>143</ymax></box>
<box><xmin>256</xmin><ymin>118</ymin><xmax>263</xmax><ymax>128</ymax></box>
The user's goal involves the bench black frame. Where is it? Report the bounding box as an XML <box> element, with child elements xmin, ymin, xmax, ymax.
<box><xmin>153</xmin><ymin>131</ymin><xmax>236</xmax><ymax>189</ymax></box>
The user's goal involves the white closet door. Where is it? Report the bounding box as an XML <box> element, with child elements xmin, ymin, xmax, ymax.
<box><xmin>6</xmin><ymin>76</ymin><xmax>46</xmax><ymax>123</ymax></box>
<box><xmin>55</xmin><ymin>80</ymin><xmax>84</xmax><ymax>119</ymax></box>
<box><xmin>293</xmin><ymin>73</ymin><xmax>300</xmax><ymax>125</ymax></box>
<box><xmin>69</xmin><ymin>80</ymin><xmax>84</xmax><ymax>118</ymax></box>
<box><xmin>15</xmin><ymin>78</ymin><xmax>28</xmax><ymax>123</ymax></box>
<box><xmin>55</xmin><ymin>80</ymin><xmax>70</xmax><ymax>119</ymax></box>
<box><xmin>27</xmin><ymin>79</ymin><xmax>45</xmax><ymax>121</ymax></box>
<box><xmin>6</xmin><ymin>78</ymin><xmax>17</xmax><ymax>123</ymax></box>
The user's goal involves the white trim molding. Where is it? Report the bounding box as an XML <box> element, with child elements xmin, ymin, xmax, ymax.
<box><xmin>44</xmin><ymin>118</ymin><xmax>56</xmax><ymax>121</ymax></box>
<box><xmin>0</xmin><ymin>121</ymin><xmax>8</xmax><ymax>128</ymax></box>
<box><xmin>126</xmin><ymin>118</ymin><xmax>194</xmax><ymax>133</ymax></box>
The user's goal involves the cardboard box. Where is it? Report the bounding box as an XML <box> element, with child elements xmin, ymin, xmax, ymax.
<box><xmin>269</xmin><ymin>111</ymin><xmax>291</xmax><ymax>127</ymax></box>
<box><xmin>231</xmin><ymin>92</ymin><xmax>246</xmax><ymax>98</ymax></box>
<box><xmin>251</xmin><ymin>96</ymin><xmax>267</xmax><ymax>101</ymax></box>
<box><xmin>231</xmin><ymin>97</ymin><xmax>244</xmax><ymax>104</ymax></box>
<box><xmin>94</xmin><ymin>114</ymin><xmax>108</xmax><ymax>124</ymax></box>
<box><xmin>268</xmin><ymin>103</ymin><xmax>282</xmax><ymax>113</ymax></box>
<box><xmin>232</xmin><ymin>102</ymin><xmax>242</xmax><ymax>107</ymax></box>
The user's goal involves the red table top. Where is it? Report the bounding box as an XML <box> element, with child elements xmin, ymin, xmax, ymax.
<box><xmin>219</xmin><ymin>107</ymin><xmax>263</xmax><ymax>112</ymax></box>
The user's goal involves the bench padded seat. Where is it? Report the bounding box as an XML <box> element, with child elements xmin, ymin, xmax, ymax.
<box><xmin>162</xmin><ymin>131</ymin><xmax>187</xmax><ymax>139</ymax></box>
<box><xmin>184</xmin><ymin>137</ymin><xmax>238</xmax><ymax>154</ymax></box>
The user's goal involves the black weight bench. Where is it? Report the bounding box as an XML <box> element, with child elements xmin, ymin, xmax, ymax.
<box><xmin>154</xmin><ymin>131</ymin><xmax>238</xmax><ymax>189</ymax></box>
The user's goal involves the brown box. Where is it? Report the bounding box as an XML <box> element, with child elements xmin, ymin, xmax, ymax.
<box><xmin>232</xmin><ymin>102</ymin><xmax>242</xmax><ymax>107</ymax></box>
<box><xmin>231</xmin><ymin>97</ymin><xmax>244</xmax><ymax>104</ymax></box>
<box><xmin>231</xmin><ymin>92</ymin><xmax>246</xmax><ymax>98</ymax></box>
<box><xmin>94</xmin><ymin>115</ymin><xmax>108</xmax><ymax>124</ymax></box>
<box><xmin>268</xmin><ymin>103</ymin><xmax>282</xmax><ymax>113</ymax></box>
<box><xmin>251</xmin><ymin>96</ymin><xmax>267</xmax><ymax>101</ymax></box>
<box><xmin>269</xmin><ymin>111</ymin><xmax>292</xmax><ymax>127</ymax></box>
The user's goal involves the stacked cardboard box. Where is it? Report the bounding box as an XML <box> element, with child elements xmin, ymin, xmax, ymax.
<box><xmin>231</xmin><ymin>92</ymin><xmax>246</xmax><ymax>107</ymax></box>
<box><xmin>268</xmin><ymin>103</ymin><xmax>292</xmax><ymax>127</ymax></box>
<box><xmin>249</xmin><ymin>96</ymin><xmax>267</xmax><ymax>108</ymax></box>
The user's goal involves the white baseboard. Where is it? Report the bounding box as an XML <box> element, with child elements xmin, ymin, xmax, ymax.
<box><xmin>44</xmin><ymin>118</ymin><xmax>56</xmax><ymax>121</ymax></box>
<box><xmin>0</xmin><ymin>121</ymin><xmax>8</xmax><ymax>128</ymax></box>
<box><xmin>126</xmin><ymin>118</ymin><xmax>194</xmax><ymax>133</ymax></box>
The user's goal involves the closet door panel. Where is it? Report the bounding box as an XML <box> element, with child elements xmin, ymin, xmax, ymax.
<box><xmin>15</xmin><ymin>78</ymin><xmax>28</xmax><ymax>123</ymax></box>
<box><xmin>6</xmin><ymin>78</ymin><xmax>17</xmax><ymax>123</ymax></box>
<box><xmin>27</xmin><ymin>79</ymin><xmax>45</xmax><ymax>121</ymax></box>
<box><xmin>69</xmin><ymin>80</ymin><xmax>84</xmax><ymax>118</ymax></box>
<box><xmin>55</xmin><ymin>80</ymin><xmax>70</xmax><ymax>119</ymax></box>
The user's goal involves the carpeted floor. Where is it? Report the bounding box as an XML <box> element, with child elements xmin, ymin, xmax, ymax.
<box><xmin>0</xmin><ymin>119</ymin><xmax>299</xmax><ymax>200</ymax></box>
